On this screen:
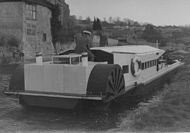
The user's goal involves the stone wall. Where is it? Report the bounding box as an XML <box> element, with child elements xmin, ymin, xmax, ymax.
<box><xmin>47</xmin><ymin>0</ymin><xmax>70</xmax><ymax>27</ymax></box>
<box><xmin>23</xmin><ymin>3</ymin><xmax>54</xmax><ymax>59</ymax></box>
<box><xmin>36</xmin><ymin>5</ymin><xmax>54</xmax><ymax>59</ymax></box>
<box><xmin>0</xmin><ymin>0</ymin><xmax>70</xmax><ymax>61</ymax></box>
<box><xmin>59</xmin><ymin>2</ymin><xmax>70</xmax><ymax>28</ymax></box>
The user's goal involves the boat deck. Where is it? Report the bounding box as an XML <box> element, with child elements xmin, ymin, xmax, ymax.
<box><xmin>4</xmin><ymin>61</ymin><xmax>184</xmax><ymax>101</ymax></box>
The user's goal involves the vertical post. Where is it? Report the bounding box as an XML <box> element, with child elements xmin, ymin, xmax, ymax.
<box><xmin>82</xmin><ymin>52</ymin><xmax>88</xmax><ymax>66</ymax></box>
<box><xmin>156</xmin><ymin>40</ymin><xmax>159</xmax><ymax>48</ymax></box>
<box><xmin>36</xmin><ymin>52</ymin><xmax>43</xmax><ymax>64</ymax></box>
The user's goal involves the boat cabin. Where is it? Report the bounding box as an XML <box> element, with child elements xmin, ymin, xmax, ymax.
<box><xmin>91</xmin><ymin>45</ymin><xmax>165</xmax><ymax>87</ymax></box>
<box><xmin>24</xmin><ymin>45</ymin><xmax>169</xmax><ymax>97</ymax></box>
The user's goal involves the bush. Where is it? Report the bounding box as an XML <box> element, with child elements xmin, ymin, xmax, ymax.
<box><xmin>0</xmin><ymin>35</ymin><xmax>19</xmax><ymax>48</ymax></box>
<box><xmin>142</xmin><ymin>24</ymin><xmax>163</xmax><ymax>43</ymax></box>
<box><xmin>0</xmin><ymin>57</ymin><xmax>11</xmax><ymax>65</ymax></box>
<box><xmin>0</xmin><ymin>35</ymin><xmax>20</xmax><ymax>65</ymax></box>
<box><xmin>7</xmin><ymin>36</ymin><xmax>19</xmax><ymax>48</ymax></box>
<box><xmin>9</xmin><ymin>64</ymin><xmax>24</xmax><ymax>91</ymax></box>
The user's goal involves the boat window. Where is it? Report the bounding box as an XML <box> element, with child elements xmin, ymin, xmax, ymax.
<box><xmin>91</xmin><ymin>50</ymin><xmax>113</xmax><ymax>64</ymax></box>
<box><xmin>146</xmin><ymin>62</ymin><xmax>148</xmax><ymax>68</ymax></box>
<box><xmin>141</xmin><ymin>63</ymin><xmax>145</xmax><ymax>70</ymax></box>
<box><xmin>144</xmin><ymin>60</ymin><xmax>157</xmax><ymax>68</ymax></box>
<box><xmin>145</xmin><ymin>62</ymin><xmax>147</xmax><ymax>69</ymax></box>
<box><xmin>122</xmin><ymin>65</ymin><xmax>129</xmax><ymax>74</ymax></box>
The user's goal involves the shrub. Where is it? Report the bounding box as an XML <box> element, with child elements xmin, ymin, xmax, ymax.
<box><xmin>0</xmin><ymin>35</ymin><xmax>20</xmax><ymax>65</ymax></box>
<box><xmin>7</xmin><ymin>36</ymin><xmax>19</xmax><ymax>48</ymax></box>
<box><xmin>0</xmin><ymin>56</ymin><xmax>11</xmax><ymax>65</ymax></box>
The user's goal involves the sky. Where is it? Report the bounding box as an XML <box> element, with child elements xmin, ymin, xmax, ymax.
<box><xmin>65</xmin><ymin>0</ymin><xmax>190</xmax><ymax>26</ymax></box>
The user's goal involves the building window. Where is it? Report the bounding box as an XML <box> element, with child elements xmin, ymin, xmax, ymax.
<box><xmin>43</xmin><ymin>33</ymin><xmax>47</xmax><ymax>42</ymax></box>
<box><xmin>122</xmin><ymin>65</ymin><xmax>129</xmax><ymax>74</ymax></box>
<box><xmin>27</xmin><ymin>23</ymin><xmax>36</xmax><ymax>35</ymax></box>
<box><xmin>26</xmin><ymin>3</ymin><xmax>37</xmax><ymax>20</ymax></box>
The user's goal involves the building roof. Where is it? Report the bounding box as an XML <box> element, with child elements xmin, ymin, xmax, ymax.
<box><xmin>91</xmin><ymin>45</ymin><xmax>165</xmax><ymax>54</ymax></box>
<box><xmin>0</xmin><ymin>0</ymin><xmax>54</xmax><ymax>9</ymax></box>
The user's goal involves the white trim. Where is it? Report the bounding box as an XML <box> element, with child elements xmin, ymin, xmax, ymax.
<box><xmin>144</xmin><ymin>61</ymin><xmax>183</xmax><ymax>85</ymax></box>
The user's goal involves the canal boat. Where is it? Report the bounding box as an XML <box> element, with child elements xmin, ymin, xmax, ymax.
<box><xmin>4</xmin><ymin>45</ymin><xmax>184</xmax><ymax>109</ymax></box>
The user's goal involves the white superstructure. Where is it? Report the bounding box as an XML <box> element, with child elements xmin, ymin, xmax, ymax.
<box><xmin>92</xmin><ymin>45</ymin><xmax>167</xmax><ymax>90</ymax></box>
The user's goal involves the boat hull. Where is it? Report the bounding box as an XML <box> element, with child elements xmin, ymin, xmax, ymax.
<box><xmin>19</xmin><ymin>95</ymin><xmax>110</xmax><ymax>110</ymax></box>
<box><xmin>113</xmin><ymin>64</ymin><xmax>180</xmax><ymax>108</ymax></box>
<box><xmin>16</xmin><ymin>64</ymin><xmax>181</xmax><ymax>110</ymax></box>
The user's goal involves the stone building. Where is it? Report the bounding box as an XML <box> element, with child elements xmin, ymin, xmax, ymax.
<box><xmin>0</xmin><ymin>0</ymin><xmax>70</xmax><ymax>60</ymax></box>
<box><xmin>47</xmin><ymin>0</ymin><xmax>70</xmax><ymax>27</ymax></box>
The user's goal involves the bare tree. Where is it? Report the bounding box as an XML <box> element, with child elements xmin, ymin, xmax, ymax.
<box><xmin>108</xmin><ymin>16</ymin><xmax>113</xmax><ymax>23</ymax></box>
<box><xmin>123</xmin><ymin>18</ymin><xmax>129</xmax><ymax>25</ymax></box>
<box><xmin>86</xmin><ymin>16</ymin><xmax>91</xmax><ymax>24</ymax></box>
<box><xmin>103</xmin><ymin>17</ymin><xmax>107</xmax><ymax>22</ymax></box>
<box><xmin>79</xmin><ymin>16</ymin><xmax>83</xmax><ymax>20</ymax></box>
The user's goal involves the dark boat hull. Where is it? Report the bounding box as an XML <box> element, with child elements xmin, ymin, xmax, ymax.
<box><xmin>112</xmin><ymin>65</ymin><xmax>180</xmax><ymax>109</ymax></box>
<box><xmin>17</xmin><ymin>65</ymin><xmax>180</xmax><ymax>110</ymax></box>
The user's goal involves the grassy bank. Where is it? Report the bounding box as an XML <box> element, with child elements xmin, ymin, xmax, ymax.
<box><xmin>0</xmin><ymin>52</ymin><xmax>190</xmax><ymax>132</ymax></box>
<box><xmin>111</xmin><ymin>53</ymin><xmax>190</xmax><ymax>132</ymax></box>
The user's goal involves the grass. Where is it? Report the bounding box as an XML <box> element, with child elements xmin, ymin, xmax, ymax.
<box><xmin>112</xmin><ymin>53</ymin><xmax>190</xmax><ymax>132</ymax></box>
<box><xmin>0</xmin><ymin>64</ymin><xmax>19</xmax><ymax>75</ymax></box>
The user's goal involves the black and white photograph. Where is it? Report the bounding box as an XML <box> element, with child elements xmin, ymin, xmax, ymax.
<box><xmin>0</xmin><ymin>0</ymin><xmax>189</xmax><ymax>132</ymax></box>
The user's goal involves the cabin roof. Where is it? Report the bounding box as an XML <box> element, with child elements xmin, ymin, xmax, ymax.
<box><xmin>91</xmin><ymin>45</ymin><xmax>165</xmax><ymax>54</ymax></box>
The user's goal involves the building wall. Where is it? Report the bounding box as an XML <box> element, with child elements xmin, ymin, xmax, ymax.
<box><xmin>0</xmin><ymin>2</ymin><xmax>23</xmax><ymax>46</ymax></box>
<box><xmin>0</xmin><ymin>0</ymin><xmax>71</xmax><ymax>60</ymax></box>
<box><xmin>47</xmin><ymin>0</ymin><xmax>70</xmax><ymax>27</ymax></box>
<box><xmin>0</xmin><ymin>1</ymin><xmax>54</xmax><ymax>60</ymax></box>
<box><xmin>36</xmin><ymin>5</ymin><xmax>54</xmax><ymax>59</ymax></box>
<box><xmin>59</xmin><ymin>2</ymin><xmax>70</xmax><ymax>27</ymax></box>
<box><xmin>23</xmin><ymin>3</ymin><xmax>54</xmax><ymax>59</ymax></box>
